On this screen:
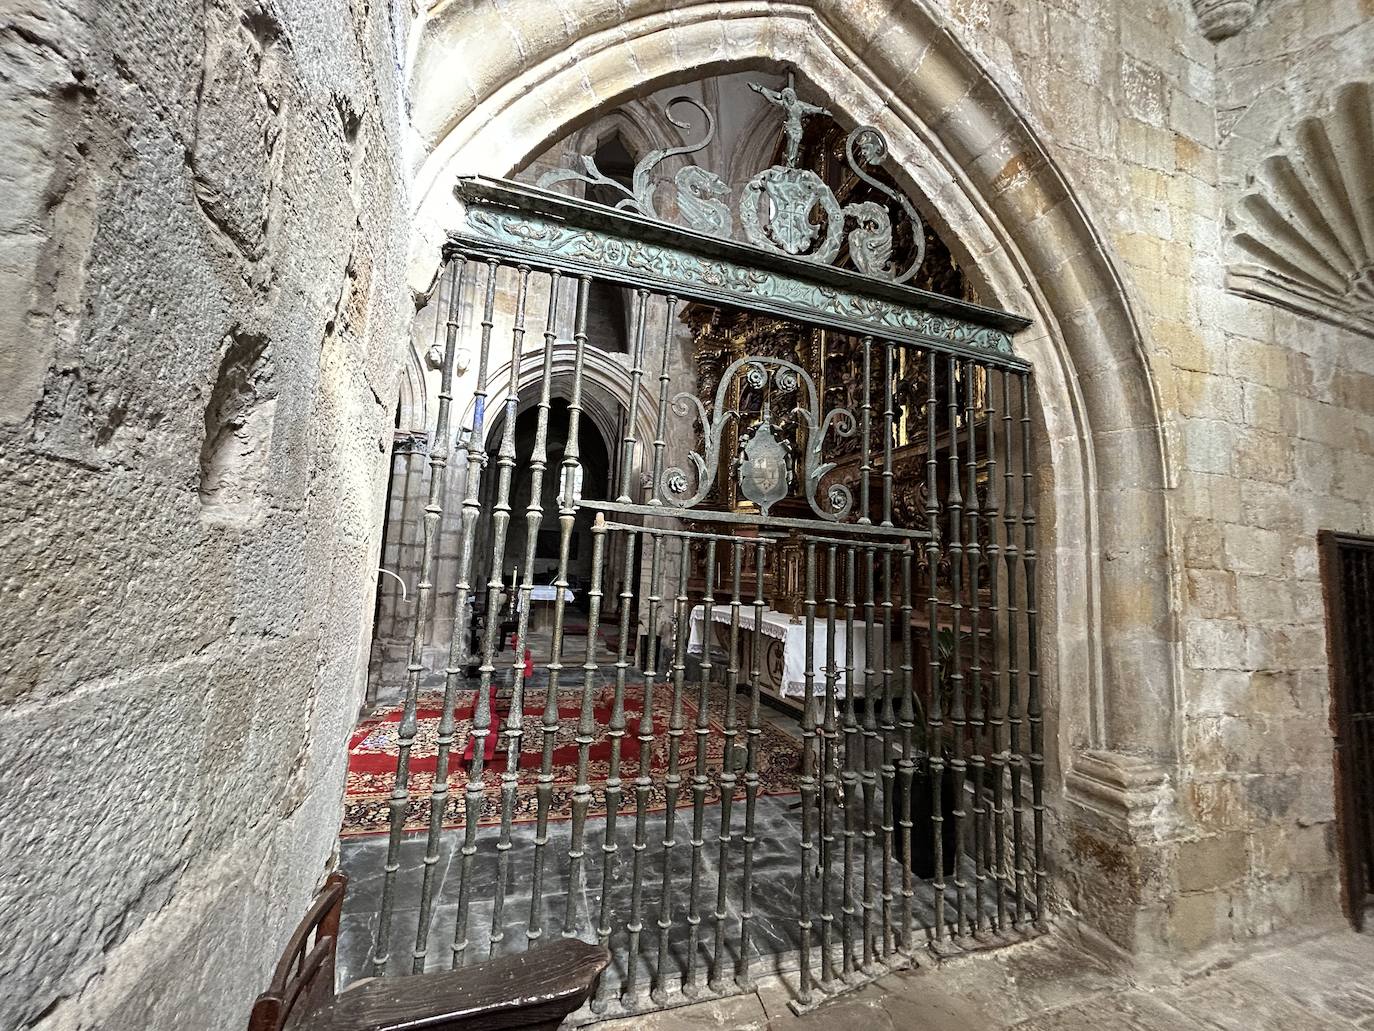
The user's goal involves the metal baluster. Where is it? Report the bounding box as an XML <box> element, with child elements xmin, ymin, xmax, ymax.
<box><xmin>859</xmin><ymin>335</ymin><xmax>873</xmax><ymax>524</ymax></box>
<box><xmin>981</xmin><ymin>372</ymin><xmax>1007</xmax><ymax>932</ymax></box>
<box><xmin>563</xmin><ymin>514</ymin><xmax>607</xmax><ymax>942</ymax></box>
<box><xmin>945</xmin><ymin>356</ymin><xmax>968</xmax><ymax>939</ymax></box>
<box><xmin>653</xmin><ymin>538</ymin><xmax>693</xmax><ymax>1003</ymax></box>
<box><xmin>878</xmin><ymin>346</ymin><xmax>898</xmax><ymax>956</ymax></box>
<box><xmin>735</xmin><ymin>539</ymin><xmax>767</xmax><ymax>989</ymax></box>
<box><xmin>648</xmin><ymin>295</ymin><xmax>679</xmax><ymax>504</ymax></box>
<box><xmin>840</xmin><ymin>547</ymin><xmax>860</xmax><ymax>977</ymax></box>
<box><xmin>1002</xmin><ymin>369</ymin><xmax>1026</xmax><ymax>927</ymax></box>
<box><xmin>683</xmin><ymin>538</ymin><xmax>717</xmax><ymax>996</ymax></box>
<box><xmin>616</xmin><ymin>290</ymin><xmax>651</xmax><ymax>503</ymax></box>
<box><xmin>413</xmin><ymin>257</ymin><xmax>500</xmax><ymax>973</ymax></box>
<box><xmin>452</xmin><ymin>264</ymin><xmax>533</xmax><ymax>968</ymax></box>
<box><xmin>1020</xmin><ymin>372</ymin><xmax>1046</xmax><ymax>925</ymax></box>
<box><xmin>709</xmin><ymin>541</ymin><xmax>745</xmax><ymax>992</ymax></box>
<box><xmin>819</xmin><ymin>542</ymin><xmax>840</xmax><ymax>986</ymax></box>
<box><xmin>879</xmin><ymin>553</ymin><xmax>897</xmax><ymax>959</ymax></box>
<box><xmin>882</xmin><ymin>343</ymin><xmax>896</xmax><ymax>529</ymax></box>
<box><xmin>898</xmin><ymin>543</ymin><xmax>916</xmax><ymax>950</ymax></box>
<box><xmin>371</xmin><ymin>253</ymin><xmax>465</xmax><ymax>977</ymax></box>
<box><xmin>964</xmin><ymin>364</ymin><xmax>986</xmax><ymax>935</ymax></box>
<box><xmin>623</xmin><ymin>528</ymin><xmax>668</xmax><ymax>1004</ymax></box>
<box><xmin>798</xmin><ymin>540</ymin><xmax>819</xmax><ymax>1004</ymax></box>
<box><xmin>528</xmin><ymin>275</ymin><xmax>590</xmax><ymax>945</ymax></box>
<box><xmin>591</xmin><ymin>525</ymin><xmax>638</xmax><ymax>1013</ymax></box>
<box><xmin>888</xmin><ymin>342</ymin><xmax>915</xmax><ymax>952</ymax></box>
<box><xmin>860</xmin><ymin>543</ymin><xmax>879</xmax><ymax>967</ymax></box>
<box><xmin>924</xmin><ymin>349</ymin><xmax>947</xmax><ymax>941</ymax></box>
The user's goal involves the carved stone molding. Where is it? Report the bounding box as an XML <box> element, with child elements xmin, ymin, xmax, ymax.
<box><xmin>1065</xmin><ymin>750</ymin><xmax>1176</xmax><ymax>836</ymax></box>
<box><xmin>392</xmin><ymin>430</ymin><xmax>429</xmax><ymax>455</ymax></box>
<box><xmin>1193</xmin><ymin>0</ymin><xmax>1256</xmax><ymax>41</ymax></box>
<box><xmin>1226</xmin><ymin>81</ymin><xmax>1374</xmax><ymax>338</ymax></box>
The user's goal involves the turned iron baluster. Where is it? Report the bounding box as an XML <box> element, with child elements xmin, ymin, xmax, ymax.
<box><xmin>372</xmin><ymin>254</ymin><xmax>466</xmax><ymax>977</ymax></box>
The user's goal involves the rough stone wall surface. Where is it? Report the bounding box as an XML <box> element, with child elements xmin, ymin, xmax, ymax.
<box><xmin>7</xmin><ymin>0</ymin><xmax>1374</xmax><ymax>1024</ymax></box>
<box><xmin>0</xmin><ymin>1</ymin><xmax>410</xmax><ymax>1028</ymax></box>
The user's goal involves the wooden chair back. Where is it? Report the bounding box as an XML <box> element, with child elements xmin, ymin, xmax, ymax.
<box><xmin>247</xmin><ymin>873</ymin><xmax>347</xmax><ymax>1031</ymax></box>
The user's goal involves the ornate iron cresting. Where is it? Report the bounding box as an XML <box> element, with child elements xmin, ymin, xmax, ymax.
<box><xmin>459</xmin><ymin>200</ymin><xmax>1016</xmax><ymax>359</ymax></box>
<box><xmin>537</xmin><ymin>73</ymin><xmax>928</xmax><ymax>284</ymax></box>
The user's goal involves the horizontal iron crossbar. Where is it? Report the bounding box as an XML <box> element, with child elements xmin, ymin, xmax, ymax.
<box><xmin>450</xmin><ymin>176</ymin><xmax>1031</xmax><ymax>370</ymax></box>
<box><xmin>580</xmin><ymin>499</ymin><xmax>931</xmax><ymax>542</ymax></box>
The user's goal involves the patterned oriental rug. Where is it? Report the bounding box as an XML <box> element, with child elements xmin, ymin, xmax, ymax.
<box><xmin>341</xmin><ymin>685</ymin><xmax>803</xmax><ymax>837</ymax></box>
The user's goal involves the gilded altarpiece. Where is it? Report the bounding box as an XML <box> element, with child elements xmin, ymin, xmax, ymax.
<box><xmin>680</xmin><ymin>118</ymin><xmax>995</xmax><ymax>619</ymax></box>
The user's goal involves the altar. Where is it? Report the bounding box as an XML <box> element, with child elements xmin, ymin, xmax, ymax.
<box><xmin>686</xmin><ymin>603</ymin><xmax>871</xmax><ymax>700</ymax></box>
<box><xmin>518</xmin><ymin>584</ymin><xmax>576</xmax><ymax>631</ymax></box>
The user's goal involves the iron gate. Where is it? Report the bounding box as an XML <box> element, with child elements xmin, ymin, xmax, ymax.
<box><xmin>363</xmin><ymin>87</ymin><xmax>1045</xmax><ymax>1017</ymax></box>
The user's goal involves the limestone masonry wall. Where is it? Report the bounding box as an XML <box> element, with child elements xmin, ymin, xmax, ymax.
<box><xmin>0</xmin><ymin>1</ymin><xmax>410</xmax><ymax>1027</ymax></box>
<box><xmin>941</xmin><ymin>0</ymin><xmax>1374</xmax><ymax>957</ymax></box>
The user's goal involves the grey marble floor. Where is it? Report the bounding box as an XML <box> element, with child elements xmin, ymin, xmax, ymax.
<box><xmin>338</xmin><ymin>791</ymin><xmax>1006</xmax><ymax>998</ymax></box>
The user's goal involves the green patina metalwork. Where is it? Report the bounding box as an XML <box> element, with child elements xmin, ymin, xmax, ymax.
<box><xmin>453</xmin><ymin>202</ymin><xmax>1019</xmax><ymax>363</ymax></box>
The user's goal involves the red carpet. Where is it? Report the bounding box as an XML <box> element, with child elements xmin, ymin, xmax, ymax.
<box><xmin>341</xmin><ymin>684</ymin><xmax>802</xmax><ymax>836</ymax></box>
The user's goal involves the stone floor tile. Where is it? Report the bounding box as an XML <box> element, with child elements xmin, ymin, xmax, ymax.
<box><xmin>1161</xmin><ymin>972</ymin><xmax>1354</xmax><ymax>1031</ymax></box>
<box><xmin>592</xmin><ymin>990</ymin><xmax>770</xmax><ymax>1030</ymax></box>
<box><xmin>1007</xmin><ymin>989</ymin><xmax>1205</xmax><ymax>1031</ymax></box>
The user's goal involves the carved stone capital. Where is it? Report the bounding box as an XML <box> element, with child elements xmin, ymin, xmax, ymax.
<box><xmin>1193</xmin><ymin>0</ymin><xmax>1256</xmax><ymax>41</ymax></box>
<box><xmin>1066</xmin><ymin>749</ymin><xmax>1176</xmax><ymax>836</ymax></box>
<box><xmin>392</xmin><ymin>430</ymin><xmax>430</xmax><ymax>455</ymax></box>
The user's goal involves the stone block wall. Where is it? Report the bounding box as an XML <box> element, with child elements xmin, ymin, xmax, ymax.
<box><xmin>6</xmin><ymin>0</ymin><xmax>1373</xmax><ymax>1024</ymax></box>
<box><xmin>944</xmin><ymin>0</ymin><xmax>1373</xmax><ymax>958</ymax></box>
<box><xmin>0</xmin><ymin>1</ymin><xmax>409</xmax><ymax>1028</ymax></box>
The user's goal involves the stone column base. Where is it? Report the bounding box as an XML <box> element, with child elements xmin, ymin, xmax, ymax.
<box><xmin>1060</xmin><ymin>750</ymin><xmax>1180</xmax><ymax>961</ymax></box>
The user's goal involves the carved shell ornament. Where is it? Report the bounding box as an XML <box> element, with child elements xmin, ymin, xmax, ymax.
<box><xmin>536</xmin><ymin>74</ymin><xmax>930</xmax><ymax>284</ymax></box>
<box><xmin>1227</xmin><ymin>81</ymin><xmax>1374</xmax><ymax>337</ymax></box>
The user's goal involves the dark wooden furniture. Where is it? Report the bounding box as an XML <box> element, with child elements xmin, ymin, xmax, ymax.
<box><xmin>248</xmin><ymin>874</ymin><xmax>609</xmax><ymax>1031</ymax></box>
<box><xmin>1320</xmin><ymin>531</ymin><xmax>1374</xmax><ymax>931</ymax></box>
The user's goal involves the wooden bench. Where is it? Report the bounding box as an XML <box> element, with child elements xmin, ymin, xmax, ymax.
<box><xmin>248</xmin><ymin>873</ymin><xmax>609</xmax><ymax>1031</ymax></box>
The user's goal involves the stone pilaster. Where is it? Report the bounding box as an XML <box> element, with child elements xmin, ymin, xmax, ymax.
<box><xmin>1061</xmin><ymin>751</ymin><xmax>1180</xmax><ymax>960</ymax></box>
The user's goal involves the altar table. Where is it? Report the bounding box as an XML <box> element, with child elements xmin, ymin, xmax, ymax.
<box><xmin>686</xmin><ymin>604</ymin><xmax>871</xmax><ymax>699</ymax></box>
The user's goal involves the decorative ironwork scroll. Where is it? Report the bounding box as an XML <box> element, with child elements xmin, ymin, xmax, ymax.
<box><xmin>536</xmin><ymin>72</ymin><xmax>931</xmax><ymax>285</ymax></box>
<box><xmin>659</xmin><ymin>355</ymin><xmax>856</xmax><ymax>521</ymax></box>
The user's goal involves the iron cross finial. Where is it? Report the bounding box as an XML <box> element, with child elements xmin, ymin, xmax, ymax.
<box><xmin>749</xmin><ymin>71</ymin><xmax>830</xmax><ymax>169</ymax></box>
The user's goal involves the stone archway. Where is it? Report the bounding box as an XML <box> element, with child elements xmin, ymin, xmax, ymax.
<box><xmin>405</xmin><ymin>1</ymin><xmax>1184</xmax><ymax>958</ymax></box>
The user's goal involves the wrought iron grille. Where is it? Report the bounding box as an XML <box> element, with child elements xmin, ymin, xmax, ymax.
<box><xmin>1321</xmin><ymin>532</ymin><xmax>1374</xmax><ymax>930</ymax></box>
<box><xmin>359</xmin><ymin>88</ymin><xmax>1045</xmax><ymax>1019</ymax></box>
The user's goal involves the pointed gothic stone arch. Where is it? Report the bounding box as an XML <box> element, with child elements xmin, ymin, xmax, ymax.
<box><xmin>407</xmin><ymin>0</ymin><xmax>1184</xmax><ymax>957</ymax></box>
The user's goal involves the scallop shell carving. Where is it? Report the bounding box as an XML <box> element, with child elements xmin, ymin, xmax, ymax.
<box><xmin>1226</xmin><ymin>81</ymin><xmax>1374</xmax><ymax>337</ymax></box>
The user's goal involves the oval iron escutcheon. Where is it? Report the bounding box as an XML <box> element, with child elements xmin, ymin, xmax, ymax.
<box><xmin>738</xmin><ymin>421</ymin><xmax>792</xmax><ymax>515</ymax></box>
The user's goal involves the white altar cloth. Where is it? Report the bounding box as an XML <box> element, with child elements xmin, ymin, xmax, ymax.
<box><xmin>517</xmin><ymin>586</ymin><xmax>575</xmax><ymax>625</ymax></box>
<box><xmin>686</xmin><ymin>604</ymin><xmax>870</xmax><ymax>699</ymax></box>
<box><xmin>526</xmin><ymin>585</ymin><xmax>575</xmax><ymax>603</ymax></box>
